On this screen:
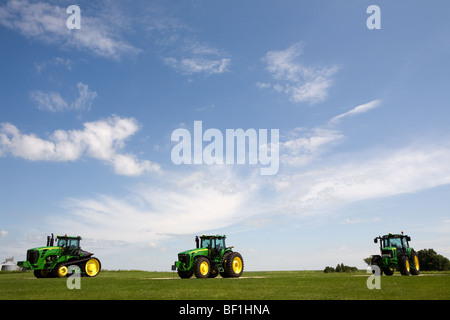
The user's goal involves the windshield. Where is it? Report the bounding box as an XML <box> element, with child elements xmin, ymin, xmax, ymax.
<box><xmin>200</xmin><ymin>238</ymin><xmax>211</xmax><ymax>248</ymax></box>
<box><xmin>200</xmin><ymin>237</ymin><xmax>225</xmax><ymax>250</ymax></box>
<box><xmin>383</xmin><ymin>237</ymin><xmax>406</xmax><ymax>249</ymax></box>
<box><xmin>57</xmin><ymin>238</ymin><xmax>80</xmax><ymax>249</ymax></box>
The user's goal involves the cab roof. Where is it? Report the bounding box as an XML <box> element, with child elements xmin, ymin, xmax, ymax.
<box><xmin>57</xmin><ymin>235</ymin><xmax>82</xmax><ymax>240</ymax></box>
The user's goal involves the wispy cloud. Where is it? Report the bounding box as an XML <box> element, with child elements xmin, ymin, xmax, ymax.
<box><xmin>260</xmin><ymin>42</ymin><xmax>338</xmax><ymax>104</ymax></box>
<box><xmin>51</xmin><ymin>166</ymin><xmax>259</xmax><ymax>242</ymax></box>
<box><xmin>35</xmin><ymin>56</ymin><xmax>72</xmax><ymax>74</ymax></box>
<box><xmin>30</xmin><ymin>82</ymin><xmax>97</xmax><ymax>112</ymax></box>
<box><xmin>163</xmin><ymin>56</ymin><xmax>230</xmax><ymax>75</ymax></box>
<box><xmin>330</xmin><ymin>100</ymin><xmax>381</xmax><ymax>124</ymax></box>
<box><xmin>162</xmin><ymin>41</ymin><xmax>231</xmax><ymax>75</ymax></box>
<box><xmin>280</xmin><ymin>127</ymin><xmax>344</xmax><ymax>167</ymax></box>
<box><xmin>51</xmin><ymin>140</ymin><xmax>450</xmax><ymax>245</ymax></box>
<box><xmin>0</xmin><ymin>0</ymin><xmax>140</xmax><ymax>60</ymax></box>
<box><xmin>274</xmin><ymin>145</ymin><xmax>450</xmax><ymax>215</ymax></box>
<box><xmin>41</xmin><ymin>98</ymin><xmax>450</xmax><ymax>247</ymax></box>
<box><xmin>280</xmin><ymin>100</ymin><xmax>380</xmax><ymax>167</ymax></box>
<box><xmin>140</xmin><ymin>5</ymin><xmax>231</xmax><ymax>76</ymax></box>
<box><xmin>0</xmin><ymin>115</ymin><xmax>160</xmax><ymax>176</ymax></box>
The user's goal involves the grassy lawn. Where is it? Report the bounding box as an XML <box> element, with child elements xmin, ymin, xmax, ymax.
<box><xmin>1</xmin><ymin>270</ymin><xmax>449</xmax><ymax>300</ymax></box>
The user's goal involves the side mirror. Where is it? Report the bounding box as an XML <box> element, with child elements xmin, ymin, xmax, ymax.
<box><xmin>374</xmin><ymin>238</ymin><xmax>378</xmax><ymax>243</ymax></box>
<box><xmin>407</xmin><ymin>236</ymin><xmax>411</xmax><ymax>241</ymax></box>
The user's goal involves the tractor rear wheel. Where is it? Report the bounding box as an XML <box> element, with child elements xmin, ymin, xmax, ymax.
<box><xmin>194</xmin><ymin>257</ymin><xmax>210</xmax><ymax>278</ymax></box>
<box><xmin>399</xmin><ymin>255</ymin><xmax>411</xmax><ymax>276</ymax></box>
<box><xmin>225</xmin><ymin>252</ymin><xmax>244</xmax><ymax>278</ymax></box>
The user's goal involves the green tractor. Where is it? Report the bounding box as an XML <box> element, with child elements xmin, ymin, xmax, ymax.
<box><xmin>18</xmin><ymin>234</ymin><xmax>101</xmax><ymax>278</ymax></box>
<box><xmin>371</xmin><ymin>232</ymin><xmax>420</xmax><ymax>276</ymax></box>
<box><xmin>172</xmin><ymin>234</ymin><xmax>244</xmax><ymax>279</ymax></box>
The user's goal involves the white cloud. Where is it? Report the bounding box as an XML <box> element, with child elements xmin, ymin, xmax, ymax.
<box><xmin>0</xmin><ymin>115</ymin><xmax>160</xmax><ymax>176</ymax></box>
<box><xmin>261</xmin><ymin>42</ymin><xmax>338</xmax><ymax>104</ymax></box>
<box><xmin>52</xmin><ymin>166</ymin><xmax>259</xmax><ymax>242</ymax></box>
<box><xmin>274</xmin><ymin>146</ymin><xmax>450</xmax><ymax>214</ymax></box>
<box><xmin>163</xmin><ymin>41</ymin><xmax>231</xmax><ymax>75</ymax></box>
<box><xmin>35</xmin><ymin>56</ymin><xmax>72</xmax><ymax>74</ymax></box>
<box><xmin>30</xmin><ymin>82</ymin><xmax>97</xmax><ymax>112</ymax></box>
<box><xmin>280</xmin><ymin>100</ymin><xmax>382</xmax><ymax>167</ymax></box>
<box><xmin>71</xmin><ymin>82</ymin><xmax>97</xmax><ymax>111</ymax></box>
<box><xmin>153</xmin><ymin>14</ymin><xmax>231</xmax><ymax>76</ymax></box>
<box><xmin>165</xmin><ymin>57</ymin><xmax>230</xmax><ymax>75</ymax></box>
<box><xmin>29</xmin><ymin>91</ymin><xmax>69</xmax><ymax>112</ymax></box>
<box><xmin>330</xmin><ymin>100</ymin><xmax>381</xmax><ymax>124</ymax></box>
<box><xmin>281</xmin><ymin>127</ymin><xmax>344</xmax><ymax>166</ymax></box>
<box><xmin>0</xmin><ymin>0</ymin><xmax>140</xmax><ymax>60</ymax></box>
<box><xmin>50</xmin><ymin>142</ymin><xmax>450</xmax><ymax>247</ymax></box>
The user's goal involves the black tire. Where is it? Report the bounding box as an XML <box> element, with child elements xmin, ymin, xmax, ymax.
<box><xmin>208</xmin><ymin>267</ymin><xmax>219</xmax><ymax>278</ymax></box>
<box><xmin>225</xmin><ymin>252</ymin><xmax>244</xmax><ymax>278</ymax></box>
<box><xmin>383</xmin><ymin>267</ymin><xmax>394</xmax><ymax>276</ymax></box>
<box><xmin>370</xmin><ymin>255</ymin><xmax>381</xmax><ymax>274</ymax></box>
<box><xmin>399</xmin><ymin>255</ymin><xmax>411</xmax><ymax>276</ymax></box>
<box><xmin>220</xmin><ymin>252</ymin><xmax>232</xmax><ymax>278</ymax></box>
<box><xmin>34</xmin><ymin>270</ymin><xmax>44</xmax><ymax>278</ymax></box>
<box><xmin>178</xmin><ymin>269</ymin><xmax>194</xmax><ymax>279</ymax></box>
<box><xmin>410</xmin><ymin>250</ymin><xmax>420</xmax><ymax>275</ymax></box>
<box><xmin>194</xmin><ymin>257</ymin><xmax>210</xmax><ymax>278</ymax></box>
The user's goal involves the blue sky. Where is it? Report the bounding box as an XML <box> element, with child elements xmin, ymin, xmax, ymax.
<box><xmin>1</xmin><ymin>0</ymin><xmax>450</xmax><ymax>271</ymax></box>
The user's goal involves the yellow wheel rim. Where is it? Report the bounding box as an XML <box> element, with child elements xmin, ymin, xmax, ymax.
<box><xmin>414</xmin><ymin>256</ymin><xmax>419</xmax><ymax>270</ymax></box>
<box><xmin>200</xmin><ymin>261</ymin><xmax>209</xmax><ymax>275</ymax></box>
<box><xmin>405</xmin><ymin>260</ymin><xmax>410</xmax><ymax>272</ymax></box>
<box><xmin>57</xmin><ymin>265</ymin><xmax>68</xmax><ymax>277</ymax></box>
<box><xmin>232</xmin><ymin>257</ymin><xmax>242</xmax><ymax>274</ymax></box>
<box><xmin>85</xmin><ymin>258</ymin><xmax>100</xmax><ymax>276</ymax></box>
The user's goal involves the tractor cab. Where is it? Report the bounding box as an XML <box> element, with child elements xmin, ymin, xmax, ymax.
<box><xmin>197</xmin><ymin>235</ymin><xmax>226</xmax><ymax>251</ymax></box>
<box><xmin>57</xmin><ymin>235</ymin><xmax>81</xmax><ymax>253</ymax></box>
<box><xmin>374</xmin><ymin>233</ymin><xmax>411</xmax><ymax>255</ymax></box>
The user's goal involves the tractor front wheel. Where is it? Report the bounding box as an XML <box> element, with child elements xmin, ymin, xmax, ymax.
<box><xmin>383</xmin><ymin>267</ymin><xmax>394</xmax><ymax>276</ymax></box>
<box><xmin>410</xmin><ymin>251</ymin><xmax>420</xmax><ymax>275</ymax></box>
<box><xmin>54</xmin><ymin>264</ymin><xmax>68</xmax><ymax>278</ymax></box>
<box><xmin>178</xmin><ymin>269</ymin><xmax>194</xmax><ymax>279</ymax></box>
<box><xmin>194</xmin><ymin>257</ymin><xmax>211</xmax><ymax>278</ymax></box>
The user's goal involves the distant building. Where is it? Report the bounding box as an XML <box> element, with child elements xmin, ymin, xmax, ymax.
<box><xmin>1</xmin><ymin>257</ymin><xmax>21</xmax><ymax>271</ymax></box>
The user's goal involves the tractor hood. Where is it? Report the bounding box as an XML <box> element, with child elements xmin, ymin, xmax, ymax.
<box><xmin>30</xmin><ymin>246</ymin><xmax>62</xmax><ymax>251</ymax></box>
<box><xmin>178</xmin><ymin>248</ymin><xmax>208</xmax><ymax>256</ymax></box>
<box><xmin>17</xmin><ymin>246</ymin><xmax>63</xmax><ymax>269</ymax></box>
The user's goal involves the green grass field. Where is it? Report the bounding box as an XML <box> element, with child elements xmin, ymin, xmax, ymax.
<box><xmin>1</xmin><ymin>270</ymin><xmax>450</xmax><ymax>300</ymax></box>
